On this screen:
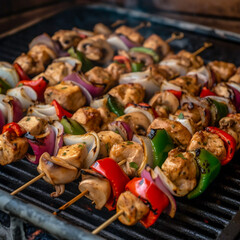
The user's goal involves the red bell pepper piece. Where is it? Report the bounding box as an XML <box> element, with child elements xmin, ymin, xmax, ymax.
<box><xmin>51</xmin><ymin>100</ymin><xmax>73</xmax><ymax>120</ymax></box>
<box><xmin>113</xmin><ymin>55</ymin><xmax>132</xmax><ymax>73</ymax></box>
<box><xmin>91</xmin><ymin>158</ymin><xmax>130</xmax><ymax>211</ymax></box>
<box><xmin>167</xmin><ymin>90</ymin><xmax>182</xmax><ymax>100</ymax></box>
<box><xmin>13</xmin><ymin>63</ymin><xmax>31</xmax><ymax>80</ymax></box>
<box><xmin>2</xmin><ymin>122</ymin><xmax>26</xmax><ymax>137</ymax></box>
<box><xmin>17</xmin><ymin>77</ymin><xmax>48</xmax><ymax>102</ymax></box>
<box><xmin>126</xmin><ymin>177</ymin><xmax>169</xmax><ymax>228</ymax></box>
<box><xmin>206</xmin><ymin>126</ymin><xmax>236</xmax><ymax>165</ymax></box>
<box><xmin>200</xmin><ymin>87</ymin><xmax>216</xmax><ymax>98</ymax></box>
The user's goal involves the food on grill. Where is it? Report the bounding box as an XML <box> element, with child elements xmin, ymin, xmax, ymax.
<box><xmin>1</xmin><ymin>21</ymin><xmax>240</xmax><ymax>236</ymax></box>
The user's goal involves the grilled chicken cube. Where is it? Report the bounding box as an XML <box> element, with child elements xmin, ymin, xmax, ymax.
<box><xmin>79</xmin><ymin>169</ymin><xmax>111</xmax><ymax>210</ymax></box>
<box><xmin>44</xmin><ymin>81</ymin><xmax>86</xmax><ymax>112</ymax></box>
<box><xmin>117</xmin><ymin>191</ymin><xmax>149</xmax><ymax>226</ymax></box>
<box><xmin>208</xmin><ymin>61</ymin><xmax>236</xmax><ymax>82</ymax></box>
<box><xmin>109</xmin><ymin>141</ymin><xmax>144</xmax><ymax>177</ymax></box>
<box><xmin>0</xmin><ymin>131</ymin><xmax>28</xmax><ymax>166</ymax></box>
<box><xmin>229</xmin><ymin>67</ymin><xmax>240</xmax><ymax>84</ymax></box>
<box><xmin>116</xmin><ymin>112</ymin><xmax>150</xmax><ymax>136</ymax></box>
<box><xmin>52</xmin><ymin>30</ymin><xmax>81</xmax><ymax>50</ymax></box>
<box><xmin>108</xmin><ymin>83</ymin><xmax>145</xmax><ymax>106</ymax></box>
<box><xmin>97</xmin><ymin>131</ymin><xmax>123</xmax><ymax>158</ymax></box>
<box><xmin>18</xmin><ymin>116</ymin><xmax>46</xmax><ymax>136</ymax></box>
<box><xmin>106</xmin><ymin>62</ymin><xmax>126</xmax><ymax>82</ymax></box>
<box><xmin>97</xmin><ymin>107</ymin><xmax>117</xmax><ymax>131</ymax></box>
<box><xmin>72</xmin><ymin>107</ymin><xmax>102</xmax><ymax>132</ymax></box>
<box><xmin>213</xmin><ymin>83</ymin><xmax>234</xmax><ymax>100</ymax></box>
<box><xmin>93</xmin><ymin>23</ymin><xmax>112</xmax><ymax>36</ymax></box>
<box><xmin>14</xmin><ymin>54</ymin><xmax>38</xmax><ymax>76</ymax></box>
<box><xmin>187</xmin><ymin>130</ymin><xmax>226</xmax><ymax>161</ymax></box>
<box><xmin>148</xmin><ymin>118</ymin><xmax>192</xmax><ymax>148</ymax></box>
<box><xmin>162</xmin><ymin>148</ymin><xmax>198</xmax><ymax>196</ymax></box>
<box><xmin>115</xmin><ymin>25</ymin><xmax>144</xmax><ymax>44</ymax></box>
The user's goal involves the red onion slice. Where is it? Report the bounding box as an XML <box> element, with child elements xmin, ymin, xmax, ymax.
<box><xmin>26</xmin><ymin>124</ymin><xmax>56</xmax><ymax>165</ymax></box>
<box><xmin>108</xmin><ymin>121</ymin><xmax>133</xmax><ymax>141</ymax></box>
<box><xmin>227</xmin><ymin>83</ymin><xmax>240</xmax><ymax>112</ymax></box>
<box><xmin>0</xmin><ymin>109</ymin><xmax>5</xmax><ymax>132</ymax></box>
<box><xmin>119</xmin><ymin>35</ymin><xmax>139</xmax><ymax>48</ymax></box>
<box><xmin>107</xmin><ymin>35</ymin><xmax>129</xmax><ymax>51</ymax></box>
<box><xmin>52</xmin><ymin>121</ymin><xmax>64</xmax><ymax>156</ymax></box>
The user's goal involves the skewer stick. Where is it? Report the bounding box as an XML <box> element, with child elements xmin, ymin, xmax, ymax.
<box><xmin>92</xmin><ymin>210</ymin><xmax>124</xmax><ymax>235</ymax></box>
<box><xmin>118</xmin><ymin>159</ymin><xmax>126</xmax><ymax>166</ymax></box>
<box><xmin>53</xmin><ymin>190</ymin><xmax>89</xmax><ymax>215</ymax></box>
<box><xmin>133</xmin><ymin>21</ymin><xmax>151</xmax><ymax>31</ymax></box>
<box><xmin>111</xmin><ymin>19</ymin><xmax>127</xmax><ymax>28</ymax></box>
<box><xmin>166</xmin><ymin>32</ymin><xmax>184</xmax><ymax>43</ymax></box>
<box><xmin>11</xmin><ymin>172</ymin><xmax>45</xmax><ymax>196</ymax></box>
<box><xmin>192</xmin><ymin>42</ymin><xmax>213</xmax><ymax>57</ymax></box>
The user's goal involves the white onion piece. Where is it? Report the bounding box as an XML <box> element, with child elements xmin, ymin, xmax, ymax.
<box><xmin>161</xmin><ymin>80</ymin><xmax>182</xmax><ymax>92</ymax></box>
<box><xmin>187</xmin><ymin>66</ymin><xmax>210</xmax><ymax>87</ymax></box>
<box><xmin>0</xmin><ymin>94</ymin><xmax>8</xmax><ymax>121</ymax></box>
<box><xmin>160</xmin><ymin>59</ymin><xmax>188</xmax><ymax>76</ymax></box>
<box><xmin>54</xmin><ymin>57</ymin><xmax>82</xmax><ymax>70</ymax></box>
<box><xmin>119</xmin><ymin>70</ymin><xmax>160</xmax><ymax>99</ymax></box>
<box><xmin>90</xmin><ymin>97</ymin><xmax>107</xmax><ymax>109</ymax></box>
<box><xmin>169</xmin><ymin>114</ymin><xmax>194</xmax><ymax>135</ymax></box>
<box><xmin>154</xmin><ymin>166</ymin><xmax>185</xmax><ymax>197</ymax></box>
<box><xmin>0</xmin><ymin>62</ymin><xmax>19</xmax><ymax>87</ymax></box>
<box><xmin>52</xmin><ymin>121</ymin><xmax>64</xmax><ymax>156</ymax></box>
<box><xmin>107</xmin><ymin>35</ymin><xmax>129</xmax><ymax>51</ymax></box>
<box><xmin>27</xmin><ymin>104</ymin><xmax>58</xmax><ymax>121</ymax></box>
<box><xmin>124</xmin><ymin>105</ymin><xmax>154</xmax><ymax>123</ymax></box>
<box><xmin>63</xmin><ymin>131</ymin><xmax>100</xmax><ymax>168</ymax></box>
<box><xmin>7</xmin><ymin>86</ymin><xmax>37</xmax><ymax>109</ymax></box>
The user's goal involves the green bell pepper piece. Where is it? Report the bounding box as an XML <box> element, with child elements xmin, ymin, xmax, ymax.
<box><xmin>131</xmin><ymin>62</ymin><xmax>144</xmax><ymax>72</ymax></box>
<box><xmin>68</xmin><ymin>47</ymin><xmax>94</xmax><ymax>73</ymax></box>
<box><xmin>210</xmin><ymin>99</ymin><xmax>228</xmax><ymax>125</ymax></box>
<box><xmin>61</xmin><ymin>116</ymin><xmax>86</xmax><ymax>135</ymax></box>
<box><xmin>0</xmin><ymin>77</ymin><xmax>11</xmax><ymax>94</ymax></box>
<box><xmin>129</xmin><ymin>47</ymin><xmax>160</xmax><ymax>63</ymax></box>
<box><xmin>188</xmin><ymin>149</ymin><xmax>221</xmax><ymax>199</ymax></box>
<box><xmin>148</xmin><ymin>129</ymin><xmax>174</xmax><ymax>167</ymax></box>
<box><xmin>107</xmin><ymin>94</ymin><xmax>124</xmax><ymax>117</ymax></box>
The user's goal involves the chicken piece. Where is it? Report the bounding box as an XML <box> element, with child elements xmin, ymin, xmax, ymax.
<box><xmin>117</xmin><ymin>112</ymin><xmax>151</xmax><ymax>136</ymax></box>
<box><xmin>106</xmin><ymin>62</ymin><xmax>126</xmax><ymax>82</ymax></box>
<box><xmin>108</xmin><ymin>83</ymin><xmax>145</xmax><ymax>106</ymax></box>
<box><xmin>169</xmin><ymin>76</ymin><xmax>201</xmax><ymax>96</ymax></box>
<box><xmin>162</xmin><ymin>148</ymin><xmax>198</xmax><ymax>196</ymax></box>
<box><xmin>115</xmin><ymin>25</ymin><xmax>144</xmax><ymax>44</ymax></box>
<box><xmin>213</xmin><ymin>83</ymin><xmax>234</xmax><ymax>100</ymax></box>
<box><xmin>18</xmin><ymin>116</ymin><xmax>46</xmax><ymax>136</ymax></box>
<box><xmin>97</xmin><ymin>131</ymin><xmax>123</xmax><ymax>158</ymax></box>
<box><xmin>0</xmin><ymin>131</ymin><xmax>28</xmax><ymax>166</ymax></box>
<box><xmin>85</xmin><ymin>66</ymin><xmax>114</xmax><ymax>91</ymax></box>
<box><xmin>44</xmin><ymin>81</ymin><xmax>86</xmax><ymax>112</ymax></box>
<box><xmin>143</xmin><ymin>34</ymin><xmax>171</xmax><ymax>59</ymax></box>
<box><xmin>117</xmin><ymin>191</ymin><xmax>149</xmax><ymax>226</ymax></box>
<box><xmin>229</xmin><ymin>67</ymin><xmax>240</xmax><ymax>84</ymax></box>
<box><xmin>187</xmin><ymin>130</ymin><xmax>226</xmax><ymax>161</ymax></box>
<box><xmin>129</xmin><ymin>51</ymin><xmax>154</xmax><ymax>66</ymax></box>
<box><xmin>38</xmin><ymin>143</ymin><xmax>87</xmax><ymax>197</ymax></box>
<box><xmin>110</xmin><ymin>141</ymin><xmax>144</xmax><ymax>177</ymax></box>
<box><xmin>79</xmin><ymin>169</ymin><xmax>111</xmax><ymax>210</ymax></box>
<box><xmin>219</xmin><ymin>114</ymin><xmax>240</xmax><ymax>150</ymax></box>
<box><xmin>148</xmin><ymin>118</ymin><xmax>192</xmax><ymax>148</ymax></box>
<box><xmin>208</xmin><ymin>61</ymin><xmax>236</xmax><ymax>82</ymax></box>
<box><xmin>14</xmin><ymin>54</ymin><xmax>37</xmax><ymax>76</ymax></box>
<box><xmin>52</xmin><ymin>30</ymin><xmax>81</xmax><ymax>50</ymax></box>
<box><xmin>97</xmin><ymin>107</ymin><xmax>117</xmax><ymax>131</ymax></box>
<box><xmin>149</xmin><ymin>91</ymin><xmax>179</xmax><ymax>114</ymax></box>
<box><xmin>72</xmin><ymin>107</ymin><xmax>102</xmax><ymax>132</ymax></box>
<box><xmin>93</xmin><ymin>23</ymin><xmax>112</xmax><ymax>36</ymax></box>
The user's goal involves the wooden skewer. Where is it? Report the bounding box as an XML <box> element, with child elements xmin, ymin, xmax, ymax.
<box><xmin>92</xmin><ymin>209</ymin><xmax>124</xmax><ymax>235</ymax></box>
<box><xmin>11</xmin><ymin>172</ymin><xmax>45</xmax><ymax>196</ymax></box>
<box><xmin>111</xmin><ymin>19</ymin><xmax>127</xmax><ymax>28</ymax></box>
<box><xmin>166</xmin><ymin>32</ymin><xmax>184</xmax><ymax>43</ymax></box>
<box><xmin>192</xmin><ymin>42</ymin><xmax>213</xmax><ymax>57</ymax></box>
<box><xmin>133</xmin><ymin>21</ymin><xmax>151</xmax><ymax>31</ymax></box>
<box><xmin>118</xmin><ymin>159</ymin><xmax>126</xmax><ymax>166</ymax></box>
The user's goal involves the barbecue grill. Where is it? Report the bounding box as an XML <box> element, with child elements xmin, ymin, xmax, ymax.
<box><xmin>0</xmin><ymin>3</ymin><xmax>240</xmax><ymax>240</ymax></box>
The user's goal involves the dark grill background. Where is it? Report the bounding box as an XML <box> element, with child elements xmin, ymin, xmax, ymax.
<box><xmin>0</xmin><ymin>4</ymin><xmax>240</xmax><ymax>240</ymax></box>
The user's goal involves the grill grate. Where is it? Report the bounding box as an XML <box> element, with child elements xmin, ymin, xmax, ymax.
<box><xmin>1</xmin><ymin>4</ymin><xmax>240</xmax><ymax>240</ymax></box>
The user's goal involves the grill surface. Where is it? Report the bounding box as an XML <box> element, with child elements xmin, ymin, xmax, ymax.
<box><xmin>0</xmin><ymin>4</ymin><xmax>240</xmax><ymax>240</ymax></box>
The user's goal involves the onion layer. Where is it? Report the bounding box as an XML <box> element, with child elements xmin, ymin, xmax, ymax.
<box><xmin>0</xmin><ymin>61</ymin><xmax>19</xmax><ymax>87</ymax></box>
<box><xmin>108</xmin><ymin>121</ymin><xmax>133</xmax><ymax>141</ymax></box>
<box><xmin>27</xmin><ymin>104</ymin><xmax>58</xmax><ymax>121</ymax></box>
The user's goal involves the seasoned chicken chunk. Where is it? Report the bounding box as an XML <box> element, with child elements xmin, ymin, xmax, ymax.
<box><xmin>162</xmin><ymin>148</ymin><xmax>198</xmax><ymax>196</ymax></box>
<box><xmin>44</xmin><ymin>81</ymin><xmax>86</xmax><ymax>112</ymax></box>
<box><xmin>208</xmin><ymin>61</ymin><xmax>236</xmax><ymax>82</ymax></box>
<box><xmin>110</xmin><ymin>141</ymin><xmax>144</xmax><ymax>177</ymax></box>
<box><xmin>72</xmin><ymin>107</ymin><xmax>101</xmax><ymax>132</ymax></box>
<box><xmin>117</xmin><ymin>112</ymin><xmax>150</xmax><ymax>136</ymax></box>
<box><xmin>18</xmin><ymin>116</ymin><xmax>46</xmax><ymax>136</ymax></box>
<box><xmin>0</xmin><ymin>131</ymin><xmax>28</xmax><ymax>166</ymax></box>
<box><xmin>117</xmin><ymin>191</ymin><xmax>149</xmax><ymax>226</ymax></box>
<box><xmin>97</xmin><ymin>131</ymin><xmax>123</xmax><ymax>158</ymax></box>
<box><xmin>115</xmin><ymin>25</ymin><xmax>144</xmax><ymax>44</ymax></box>
<box><xmin>79</xmin><ymin>169</ymin><xmax>111</xmax><ymax>210</ymax></box>
<box><xmin>213</xmin><ymin>83</ymin><xmax>234</xmax><ymax>100</ymax></box>
<box><xmin>97</xmin><ymin>107</ymin><xmax>117</xmax><ymax>131</ymax></box>
<box><xmin>14</xmin><ymin>54</ymin><xmax>37</xmax><ymax>76</ymax></box>
<box><xmin>108</xmin><ymin>83</ymin><xmax>145</xmax><ymax>106</ymax></box>
<box><xmin>187</xmin><ymin>131</ymin><xmax>226</xmax><ymax>161</ymax></box>
<box><xmin>52</xmin><ymin>30</ymin><xmax>81</xmax><ymax>50</ymax></box>
<box><xmin>106</xmin><ymin>62</ymin><xmax>126</xmax><ymax>82</ymax></box>
<box><xmin>229</xmin><ymin>67</ymin><xmax>240</xmax><ymax>84</ymax></box>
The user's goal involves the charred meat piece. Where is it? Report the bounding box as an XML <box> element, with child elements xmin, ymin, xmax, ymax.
<box><xmin>106</xmin><ymin>62</ymin><xmax>126</xmax><ymax>82</ymax></box>
<box><xmin>44</xmin><ymin>81</ymin><xmax>86</xmax><ymax>112</ymax></box>
<box><xmin>97</xmin><ymin>107</ymin><xmax>117</xmax><ymax>131</ymax></box>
